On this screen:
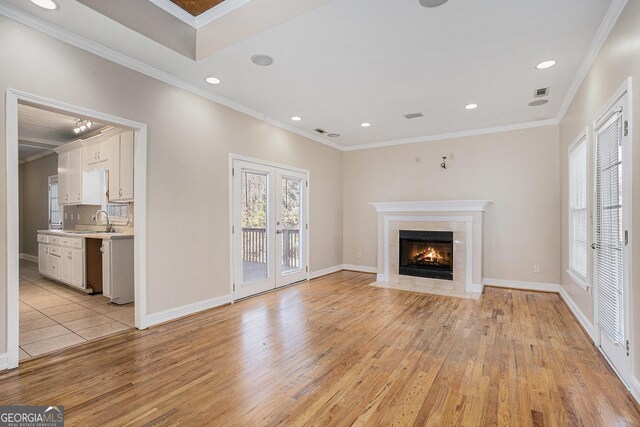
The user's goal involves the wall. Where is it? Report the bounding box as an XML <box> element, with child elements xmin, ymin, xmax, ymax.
<box><xmin>18</xmin><ymin>153</ymin><xmax>58</xmax><ymax>257</ymax></box>
<box><xmin>558</xmin><ymin>0</ymin><xmax>640</xmax><ymax>381</ymax></box>
<box><xmin>0</xmin><ymin>15</ymin><xmax>344</xmax><ymax>355</ymax></box>
<box><xmin>343</xmin><ymin>125</ymin><xmax>561</xmax><ymax>285</ymax></box>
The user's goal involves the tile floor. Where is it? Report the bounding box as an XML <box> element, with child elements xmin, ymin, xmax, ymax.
<box><xmin>19</xmin><ymin>259</ymin><xmax>134</xmax><ymax>360</ymax></box>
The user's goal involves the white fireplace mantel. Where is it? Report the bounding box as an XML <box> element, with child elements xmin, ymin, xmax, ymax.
<box><xmin>370</xmin><ymin>200</ymin><xmax>492</xmax><ymax>213</ymax></box>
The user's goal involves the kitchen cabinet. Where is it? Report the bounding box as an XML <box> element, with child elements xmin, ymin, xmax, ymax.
<box><xmin>61</xmin><ymin>248</ymin><xmax>83</xmax><ymax>288</ymax></box>
<box><xmin>38</xmin><ymin>243</ymin><xmax>49</xmax><ymax>275</ymax></box>
<box><xmin>57</xmin><ymin>144</ymin><xmax>103</xmax><ymax>206</ymax></box>
<box><xmin>101</xmin><ymin>239</ymin><xmax>134</xmax><ymax>304</ymax></box>
<box><xmin>83</xmin><ymin>134</ymin><xmax>117</xmax><ymax>169</ymax></box>
<box><xmin>38</xmin><ymin>233</ymin><xmax>85</xmax><ymax>290</ymax></box>
<box><xmin>108</xmin><ymin>132</ymin><xmax>134</xmax><ymax>202</ymax></box>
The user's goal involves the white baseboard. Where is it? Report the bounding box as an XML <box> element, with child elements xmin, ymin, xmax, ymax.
<box><xmin>0</xmin><ymin>353</ymin><xmax>7</xmax><ymax>371</ymax></box>
<box><xmin>342</xmin><ymin>264</ymin><xmax>377</xmax><ymax>273</ymax></box>
<box><xmin>470</xmin><ymin>283</ymin><xmax>484</xmax><ymax>293</ymax></box>
<box><xmin>631</xmin><ymin>377</ymin><xmax>640</xmax><ymax>406</ymax></box>
<box><xmin>482</xmin><ymin>278</ymin><xmax>560</xmax><ymax>293</ymax></box>
<box><xmin>19</xmin><ymin>253</ymin><xmax>38</xmax><ymax>263</ymax></box>
<box><xmin>146</xmin><ymin>294</ymin><xmax>232</xmax><ymax>328</ymax></box>
<box><xmin>558</xmin><ymin>286</ymin><xmax>596</xmax><ymax>342</ymax></box>
<box><xmin>309</xmin><ymin>265</ymin><xmax>343</xmax><ymax>279</ymax></box>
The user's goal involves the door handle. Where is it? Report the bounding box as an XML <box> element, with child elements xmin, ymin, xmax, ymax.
<box><xmin>591</xmin><ymin>243</ymin><xmax>597</xmax><ymax>250</ymax></box>
<box><xmin>276</xmin><ymin>230</ymin><xmax>282</xmax><ymax>234</ymax></box>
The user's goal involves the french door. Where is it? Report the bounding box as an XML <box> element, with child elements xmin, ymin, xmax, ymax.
<box><xmin>593</xmin><ymin>94</ymin><xmax>631</xmax><ymax>384</ymax></box>
<box><xmin>232</xmin><ymin>159</ymin><xmax>308</xmax><ymax>299</ymax></box>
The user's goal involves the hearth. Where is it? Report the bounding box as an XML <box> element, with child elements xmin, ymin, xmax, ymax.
<box><xmin>399</xmin><ymin>230</ymin><xmax>453</xmax><ymax>280</ymax></box>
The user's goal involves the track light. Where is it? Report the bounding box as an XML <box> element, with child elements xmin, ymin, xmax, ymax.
<box><xmin>73</xmin><ymin>119</ymin><xmax>93</xmax><ymax>135</ymax></box>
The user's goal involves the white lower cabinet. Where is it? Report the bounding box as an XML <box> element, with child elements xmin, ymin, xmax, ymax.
<box><xmin>38</xmin><ymin>233</ymin><xmax>85</xmax><ymax>290</ymax></box>
<box><xmin>38</xmin><ymin>243</ymin><xmax>49</xmax><ymax>275</ymax></box>
<box><xmin>48</xmin><ymin>253</ymin><xmax>61</xmax><ymax>280</ymax></box>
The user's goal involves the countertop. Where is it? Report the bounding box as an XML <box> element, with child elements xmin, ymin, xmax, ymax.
<box><xmin>37</xmin><ymin>229</ymin><xmax>134</xmax><ymax>240</ymax></box>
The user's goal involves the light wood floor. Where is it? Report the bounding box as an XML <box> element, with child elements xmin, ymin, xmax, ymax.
<box><xmin>1</xmin><ymin>271</ymin><xmax>639</xmax><ymax>426</ymax></box>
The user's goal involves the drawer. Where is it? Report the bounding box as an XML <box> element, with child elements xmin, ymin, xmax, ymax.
<box><xmin>48</xmin><ymin>245</ymin><xmax>61</xmax><ymax>257</ymax></box>
<box><xmin>37</xmin><ymin>234</ymin><xmax>49</xmax><ymax>244</ymax></box>
<box><xmin>60</xmin><ymin>237</ymin><xmax>83</xmax><ymax>249</ymax></box>
<box><xmin>49</xmin><ymin>236</ymin><xmax>60</xmax><ymax>245</ymax></box>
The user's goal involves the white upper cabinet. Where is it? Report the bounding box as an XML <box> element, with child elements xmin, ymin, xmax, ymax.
<box><xmin>108</xmin><ymin>131</ymin><xmax>134</xmax><ymax>202</ymax></box>
<box><xmin>58</xmin><ymin>145</ymin><xmax>103</xmax><ymax>206</ymax></box>
<box><xmin>57</xmin><ymin>130</ymin><xmax>134</xmax><ymax>206</ymax></box>
<box><xmin>58</xmin><ymin>147</ymin><xmax>83</xmax><ymax>205</ymax></box>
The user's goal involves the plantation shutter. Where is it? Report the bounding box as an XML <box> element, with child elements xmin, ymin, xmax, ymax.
<box><xmin>569</xmin><ymin>138</ymin><xmax>587</xmax><ymax>280</ymax></box>
<box><xmin>595</xmin><ymin>111</ymin><xmax>624</xmax><ymax>344</ymax></box>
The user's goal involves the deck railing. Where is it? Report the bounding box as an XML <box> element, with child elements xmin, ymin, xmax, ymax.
<box><xmin>242</xmin><ymin>227</ymin><xmax>300</xmax><ymax>267</ymax></box>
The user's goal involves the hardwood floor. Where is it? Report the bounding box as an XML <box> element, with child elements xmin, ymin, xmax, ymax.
<box><xmin>1</xmin><ymin>271</ymin><xmax>639</xmax><ymax>426</ymax></box>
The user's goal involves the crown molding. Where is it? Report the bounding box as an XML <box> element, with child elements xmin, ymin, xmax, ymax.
<box><xmin>147</xmin><ymin>0</ymin><xmax>252</xmax><ymax>29</ymax></box>
<box><xmin>146</xmin><ymin>0</ymin><xmax>196</xmax><ymax>27</ymax></box>
<box><xmin>0</xmin><ymin>2</ymin><xmax>341</xmax><ymax>152</ymax></box>
<box><xmin>20</xmin><ymin>149</ymin><xmax>56</xmax><ymax>164</ymax></box>
<box><xmin>342</xmin><ymin>118</ymin><xmax>558</xmax><ymax>152</ymax></box>
<box><xmin>195</xmin><ymin>0</ymin><xmax>251</xmax><ymax>28</ymax></box>
<box><xmin>556</xmin><ymin>0</ymin><xmax>628</xmax><ymax>123</ymax></box>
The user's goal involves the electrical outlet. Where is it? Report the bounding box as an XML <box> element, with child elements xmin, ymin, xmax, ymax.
<box><xmin>533</xmin><ymin>265</ymin><xmax>540</xmax><ymax>273</ymax></box>
<box><xmin>357</xmin><ymin>251</ymin><xmax>362</xmax><ymax>259</ymax></box>
<box><xmin>415</xmin><ymin>156</ymin><xmax>422</xmax><ymax>163</ymax></box>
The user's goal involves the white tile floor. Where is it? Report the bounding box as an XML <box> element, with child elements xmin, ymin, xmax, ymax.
<box><xmin>19</xmin><ymin>259</ymin><xmax>134</xmax><ymax>360</ymax></box>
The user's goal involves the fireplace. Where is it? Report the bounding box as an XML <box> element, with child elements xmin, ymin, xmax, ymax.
<box><xmin>399</xmin><ymin>230</ymin><xmax>453</xmax><ymax>280</ymax></box>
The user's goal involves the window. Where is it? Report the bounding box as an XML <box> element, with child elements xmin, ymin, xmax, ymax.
<box><xmin>101</xmin><ymin>170</ymin><xmax>130</xmax><ymax>224</ymax></box>
<box><xmin>568</xmin><ymin>132</ymin><xmax>588</xmax><ymax>287</ymax></box>
<box><xmin>48</xmin><ymin>175</ymin><xmax>62</xmax><ymax>230</ymax></box>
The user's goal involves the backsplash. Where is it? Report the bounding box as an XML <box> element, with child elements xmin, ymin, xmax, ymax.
<box><xmin>62</xmin><ymin>203</ymin><xmax>134</xmax><ymax>233</ymax></box>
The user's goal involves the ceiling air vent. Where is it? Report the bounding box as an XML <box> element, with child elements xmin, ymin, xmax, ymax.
<box><xmin>403</xmin><ymin>112</ymin><xmax>424</xmax><ymax>119</ymax></box>
<box><xmin>534</xmin><ymin>87</ymin><xmax>550</xmax><ymax>98</ymax></box>
<box><xmin>315</xmin><ymin>128</ymin><xmax>326</xmax><ymax>134</ymax></box>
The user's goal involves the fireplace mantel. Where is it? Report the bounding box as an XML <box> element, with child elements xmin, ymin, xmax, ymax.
<box><xmin>370</xmin><ymin>200</ymin><xmax>492</xmax><ymax>213</ymax></box>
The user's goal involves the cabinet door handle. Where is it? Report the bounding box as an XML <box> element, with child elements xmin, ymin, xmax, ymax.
<box><xmin>119</xmin><ymin>188</ymin><xmax>122</xmax><ymax>196</ymax></box>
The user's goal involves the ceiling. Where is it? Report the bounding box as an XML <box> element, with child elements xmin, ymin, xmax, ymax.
<box><xmin>170</xmin><ymin>0</ymin><xmax>226</xmax><ymax>16</ymax></box>
<box><xmin>2</xmin><ymin>0</ymin><xmax>617</xmax><ymax>149</ymax></box>
<box><xmin>18</xmin><ymin>104</ymin><xmax>106</xmax><ymax>162</ymax></box>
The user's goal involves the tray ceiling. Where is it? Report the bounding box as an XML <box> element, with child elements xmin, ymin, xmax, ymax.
<box><xmin>170</xmin><ymin>0</ymin><xmax>226</xmax><ymax>16</ymax></box>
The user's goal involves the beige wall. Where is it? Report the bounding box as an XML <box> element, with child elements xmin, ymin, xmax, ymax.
<box><xmin>0</xmin><ymin>16</ymin><xmax>343</xmax><ymax>354</ymax></box>
<box><xmin>19</xmin><ymin>153</ymin><xmax>58</xmax><ymax>257</ymax></box>
<box><xmin>559</xmin><ymin>0</ymin><xmax>640</xmax><ymax>378</ymax></box>
<box><xmin>343</xmin><ymin>125</ymin><xmax>561</xmax><ymax>285</ymax></box>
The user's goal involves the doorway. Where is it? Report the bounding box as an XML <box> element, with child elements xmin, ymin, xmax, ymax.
<box><xmin>231</xmin><ymin>157</ymin><xmax>309</xmax><ymax>299</ymax></box>
<box><xmin>6</xmin><ymin>89</ymin><xmax>148</xmax><ymax>369</ymax></box>
<box><xmin>593</xmin><ymin>86</ymin><xmax>632</xmax><ymax>385</ymax></box>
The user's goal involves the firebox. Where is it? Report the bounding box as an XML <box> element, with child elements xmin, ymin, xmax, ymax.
<box><xmin>399</xmin><ymin>230</ymin><xmax>453</xmax><ymax>280</ymax></box>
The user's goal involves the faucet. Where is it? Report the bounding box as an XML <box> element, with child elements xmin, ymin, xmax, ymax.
<box><xmin>95</xmin><ymin>210</ymin><xmax>115</xmax><ymax>233</ymax></box>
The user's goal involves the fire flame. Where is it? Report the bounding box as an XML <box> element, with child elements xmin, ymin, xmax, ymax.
<box><xmin>412</xmin><ymin>247</ymin><xmax>445</xmax><ymax>264</ymax></box>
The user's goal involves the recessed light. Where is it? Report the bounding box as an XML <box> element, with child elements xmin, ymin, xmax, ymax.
<box><xmin>205</xmin><ymin>77</ymin><xmax>221</xmax><ymax>85</ymax></box>
<box><xmin>30</xmin><ymin>0</ymin><xmax>59</xmax><ymax>10</ymax></box>
<box><xmin>465</xmin><ymin>104</ymin><xmax>478</xmax><ymax>110</ymax></box>
<box><xmin>291</xmin><ymin>116</ymin><xmax>302</xmax><ymax>121</ymax></box>
<box><xmin>536</xmin><ymin>60</ymin><xmax>556</xmax><ymax>70</ymax></box>
<box><xmin>419</xmin><ymin>0</ymin><xmax>448</xmax><ymax>7</ymax></box>
<box><xmin>251</xmin><ymin>55</ymin><xmax>274</xmax><ymax>67</ymax></box>
<box><xmin>528</xmin><ymin>99</ymin><xmax>549</xmax><ymax>107</ymax></box>
<box><xmin>327</xmin><ymin>133</ymin><xmax>340</xmax><ymax>138</ymax></box>
<box><xmin>361</xmin><ymin>122</ymin><xmax>371</xmax><ymax>127</ymax></box>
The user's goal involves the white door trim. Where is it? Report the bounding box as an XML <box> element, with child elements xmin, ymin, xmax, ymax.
<box><xmin>591</xmin><ymin>77</ymin><xmax>634</xmax><ymax>386</ymax></box>
<box><xmin>5</xmin><ymin>88</ymin><xmax>149</xmax><ymax>369</ymax></box>
<box><xmin>228</xmin><ymin>154</ymin><xmax>310</xmax><ymax>302</ymax></box>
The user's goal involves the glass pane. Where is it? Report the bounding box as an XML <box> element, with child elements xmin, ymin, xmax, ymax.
<box><xmin>281</xmin><ymin>177</ymin><xmax>302</xmax><ymax>273</ymax></box>
<box><xmin>242</xmin><ymin>171</ymin><xmax>268</xmax><ymax>282</ymax></box>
